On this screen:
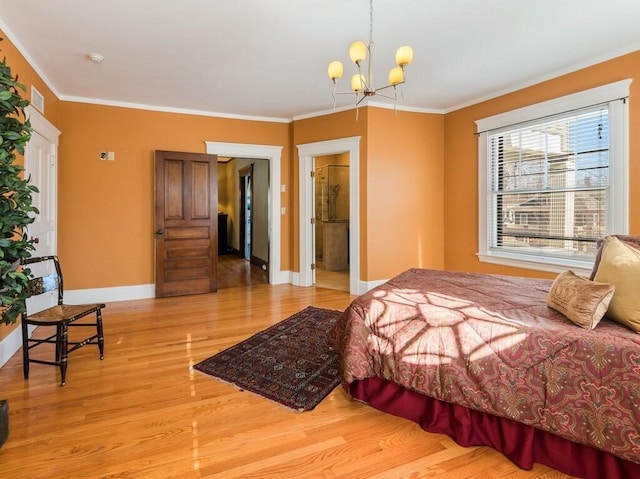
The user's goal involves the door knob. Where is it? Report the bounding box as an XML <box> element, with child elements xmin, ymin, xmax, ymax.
<box><xmin>155</xmin><ymin>229</ymin><xmax>164</xmax><ymax>235</ymax></box>
<box><xmin>33</xmin><ymin>237</ymin><xmax>40</xmax><ymax>244</ymax></box>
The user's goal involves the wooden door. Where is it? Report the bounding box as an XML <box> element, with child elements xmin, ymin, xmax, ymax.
<box><xmin>154</xmin><ymin>150</ymin><xmax>218</xmax><ymax>297</ymax></box>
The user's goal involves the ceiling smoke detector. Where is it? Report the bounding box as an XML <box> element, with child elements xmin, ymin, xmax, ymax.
<box><xmin>88</xmin><ymin>52</ymin><xmax>104</xmax><ymax>64</ymax></box>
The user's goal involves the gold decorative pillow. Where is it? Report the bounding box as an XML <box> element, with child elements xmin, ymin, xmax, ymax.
<box><xmin>589</xmin><ymin>235</ymin><xmax>640</xmax><ymax>280</ymax></box>
<box><xmin>593</xmin><ymin>236</ymin><xmax>640</xmax><ymax>332</ymax></box>
<box><xmin>547</xmin><ymin>270</ymin><xmax>615</xmax><ymax>329</ymax></box>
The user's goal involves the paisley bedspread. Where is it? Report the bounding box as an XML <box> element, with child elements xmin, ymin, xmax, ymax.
<box><xmin>332</xmin><ymin>268</ymin><xmax>640</xmax><ymax>464</ymax></box>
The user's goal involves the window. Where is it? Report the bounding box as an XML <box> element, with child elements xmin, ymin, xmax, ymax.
<box><xmin>476</xmin><ymin>80</ymin><xmax>630</xmax><ymax>274</ymax></box>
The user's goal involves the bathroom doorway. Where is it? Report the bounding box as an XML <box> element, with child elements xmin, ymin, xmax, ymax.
<box><xmin>297</xmin><ymin>136</ymin><xmax>360</xmax><ymax>295</ymax></box>
<box><xmin>313</xmin><ymin>155</ymin><xmax>349</xmax><ymax>292</ymax></box>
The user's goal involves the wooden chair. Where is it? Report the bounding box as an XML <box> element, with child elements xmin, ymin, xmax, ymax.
<box><xmin>20</xmin><ymin>255</ymin><xmax>105</xmax><ymax>386</ymax></box>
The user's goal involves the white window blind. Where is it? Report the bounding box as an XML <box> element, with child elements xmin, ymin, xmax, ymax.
<box><xmin>488</xmin><ymin>104</ymin><xmax>609</xmax><ymax>260</ymax></box>
<box><xmin>476</xmin><ymin>80</ymin><xmax>630</xmax><ymax>274</ymax></box>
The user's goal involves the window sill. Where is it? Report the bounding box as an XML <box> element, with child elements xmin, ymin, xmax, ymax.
<box><xmin>476</xmin><ymin>252</ymin><xmax>594</xmax><ymax>278</ymax></box>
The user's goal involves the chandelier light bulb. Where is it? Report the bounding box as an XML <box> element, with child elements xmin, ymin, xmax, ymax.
<box><xmin>328</xmin><ymin>61</ymin><xmax>344</xmax><ymax>81</ymax></box>
<box><xmin>351</xmin><ymin>74</ymin><xmax>366</xmax><ymax>92</ymax></box>
<box><xmin>388</xmin><ymin>66</ymin><xmax>404</xmax><ymax>86</ymax></box>
<box><xmin>349</xmin><ymin>41</ymin><xmax>367</xmax><ymax>65</ymax></box>
<box><xmin>395</xmin><ymin>46</ymin><xmax>413</xmax><ymax>67</ymax></box>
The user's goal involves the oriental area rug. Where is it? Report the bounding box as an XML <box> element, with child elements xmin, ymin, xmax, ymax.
<box><xmin>193</xmin><ymin>306</ymin><xmax>343</xmax><ymax>411</ymax></box>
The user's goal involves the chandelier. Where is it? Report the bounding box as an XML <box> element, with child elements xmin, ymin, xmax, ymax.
<box><xmin>327</xmin><ymin>0</ymin><xmax>413</xmax><ymax>114</ymax></box>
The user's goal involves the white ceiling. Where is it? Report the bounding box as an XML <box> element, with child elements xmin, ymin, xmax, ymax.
<box><xmin>1</xmin><ymin>0</ymin><xmax>640</xmax><ymax>122</ymax></box>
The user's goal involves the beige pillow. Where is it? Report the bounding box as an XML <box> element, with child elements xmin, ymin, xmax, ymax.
<box><xmin>547</xmin><ymin>270</ymin><xmax>615</xmax><ymax>329</ymax></box>
<box><xmin>589</xmin><ymin>235</ymin><xmax>640</xmax><ymax>280</ymax></box>
<box><xmin>594</xmin><ymin>236</ymin><xmax>640</xmax><ymax>332</ymax></box>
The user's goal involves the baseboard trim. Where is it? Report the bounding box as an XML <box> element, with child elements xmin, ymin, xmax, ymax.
<box><xmin>62</xmin><ymin>273</ymin><xmax>320</xmax><ymax>303</ymax></box>
<box><xmin>275</xmin><ymin>270</ymin><xmax>294</xmax><ymax>285</ymax></box>
<box><xmin>358</xmin><ymin>278</ymin><xmax>389</xmax><ymax>295</ymax></box>
<box><xmin>250</xmin><ymin>255</ymin><xmax>268</xmax><ymax>273</ymax></box>
<box><xmin>0</xmin><ymin>323</ymin><xmax>36</xmax><ymax>368</ymax></box>
<box><xmin>65</xmin><ymin>284</ymin><xmax>156</xmax><ymax>304</ymax></box>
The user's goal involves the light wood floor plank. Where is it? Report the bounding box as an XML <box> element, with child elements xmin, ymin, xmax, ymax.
<box><xmin>0</xmin><ymin>264</ymin><xmax>578</xmax><ymax>478</ymax></box>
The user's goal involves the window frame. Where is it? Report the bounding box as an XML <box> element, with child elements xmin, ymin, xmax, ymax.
<box><xmin>476</xmin><ymin>79</ymin><xmax>631</xmax><ymax>275</ymax></box>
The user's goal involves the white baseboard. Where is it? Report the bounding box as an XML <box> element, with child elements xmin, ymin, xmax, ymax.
<box><xmin>65</xmin><ymin>284</ymin><xmax>156</xmax><ymax>304</ymax></box>
<box><xmin>358</xmin><ymin>278</ymin><xmax>388</xmax><ymax>294</ymax></box>
<box><xmin>271</xmin><ymin>270</ymin><xmax>294</xmax><ymax>285</ymax></box>
<box><xmin>0</xmin><ymin>324</ymin><xmax>36</xmax><ymax>368</ymax></box>
<box><xmin>290</xmin><ymin>271</ymin><xmax>302</xmax><ymax>286</ymax></box>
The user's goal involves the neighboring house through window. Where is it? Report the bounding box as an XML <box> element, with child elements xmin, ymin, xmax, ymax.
<box><xmin>476</xmin><ymin>79</ymin><xmax>631</xmax><ymax>275</ymax></box>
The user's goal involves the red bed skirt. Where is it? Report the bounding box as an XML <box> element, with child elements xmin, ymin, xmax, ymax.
<box><xmin>347</xmin><ymin>377</ymin><xmax>640</xmax><ymax>479</ymax></box>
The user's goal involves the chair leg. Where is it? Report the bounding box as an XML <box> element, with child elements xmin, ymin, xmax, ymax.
<box><xmin>21</xmin><ymin>317</ymin><xmax>29</xmax><ymax>380</ymax></box>
<box><xmin>55</xmin><ymin>324</ymin><xmax>62</xmax><ymax>363</ymax></box>
<box><xmin>59</xmin><ymin>323</ymin><xmax>69</xmax><ymax>387</ymax></box>
<box><xmin>97</xmin><ymin>309</ymin><xmax>105</xmax><ymax>360</ymax></box>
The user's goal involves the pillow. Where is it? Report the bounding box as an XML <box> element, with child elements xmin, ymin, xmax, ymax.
<box><xmin>589</xmin><ymin>235</ymin><xmax>640</xmax><ymax>280</ymax></box>
<box><xmin>547</xmin><ymin>270</ymin><xmax>615</xmax><ymax>329</ymax></box>
<box><xmin>593</xmin><ymin>236</ymin><xmax>640</xmax><ymax>332</ymax></box>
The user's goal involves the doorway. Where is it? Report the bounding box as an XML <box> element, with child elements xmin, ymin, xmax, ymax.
<box><xmin>205</xmin><ymin>142</ymin><xmax>283</xmax><ymax>285</ymax></box>
<box><xmin>217</xmin><ymin>157</ymin><xmax>269</xmax><ymax>289</ymax></box>
<box><xmin>313</xmin><ymin>157</ymin><xmax>350</xmax><ymax>292</ymax></box>
<box><xmin>297</xmin><ymin>136</ymin><xmax>361</xmax><ymax>295</ymax></box>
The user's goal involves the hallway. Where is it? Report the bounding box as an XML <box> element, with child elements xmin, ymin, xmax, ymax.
<box><xmin>217</xmin><ymin>254</ymin><xmax>268</xmax><ymax>289</ymax></box>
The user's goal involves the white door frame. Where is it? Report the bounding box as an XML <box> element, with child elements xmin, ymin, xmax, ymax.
<box><xmin>204</xmin><ymin>141</ymin><xmax>284</xmax><ymax>285</ymax></box>
<box><xmin>297</xmin><ymin>136</ymin><xmax>361</xmax><ymax>295</ymax></box>
<box><xmin>0</xmin><ymin>106</ymin><xmax>60</xmax><ymax>368</ymax></box>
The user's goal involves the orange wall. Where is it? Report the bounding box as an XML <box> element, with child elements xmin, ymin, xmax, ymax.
<box><xmin>444</xmin><ymin>50</ymin><xmax>640</xmax><ymax>278</ymax></box>
<box><xmin>60</xmin><ymin>102</ymin><xmax>442</xmax><ymax>288</ymax></box>
<box><xmin>292</xmin><ymin>107</ymin><xmax>445</xmax><ymax>281</ymax></box>
<box><xmin>56</xmin><ymin>102</ymin><xmax>290</xmax><ymax>289</ymax></box>
<box><xmin>366</xmin><ymin>108</ymin><xmax>444</xmax><ymax>279</ymax></box>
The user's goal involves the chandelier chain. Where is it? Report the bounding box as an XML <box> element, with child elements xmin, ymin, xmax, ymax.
<box><xmin>369</xmin><ymin>0</ymin><xmax>374</xmax><ymax>47</ymax></box>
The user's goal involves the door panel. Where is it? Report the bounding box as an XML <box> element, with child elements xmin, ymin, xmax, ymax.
<box><xmin>25</xmin><ymin>129</ymin><xmax>58</xmax><ymax>313</ymax></box>
<box><xmin>192</xmin><ymin>162</ymin><xmax>211</xmax><ymax>218</ymax></box>
<box><xmin>26</xmin><ymin>130</ymin><xmax>57</xmax><ymax>259</ymax></box>
<box><xmin>155</xmin><ymin>150</ymin><xmax>218</xmax><ymax>297</ymax></box>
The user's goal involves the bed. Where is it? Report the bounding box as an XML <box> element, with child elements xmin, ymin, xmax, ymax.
<box><xmin>332</xmin><ymin>239</ymin><xmax>640</xmax><ymax>479</ymax></box>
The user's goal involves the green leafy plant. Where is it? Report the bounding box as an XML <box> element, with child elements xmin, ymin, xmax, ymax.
<box><xmin>0</xmin><ymin>42</ymin><xmax>37</xmax><ymax>326</ymax></box>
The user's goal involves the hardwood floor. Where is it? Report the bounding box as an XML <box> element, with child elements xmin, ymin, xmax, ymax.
<box><xmin>315</xmin><ymin>268</ymin><xmax>349</xmax><ymax>292</ymax></box>
<box><xmin>217</xmin><ymin>254</ymin><xmax>268</xmax><ymax>289</ymax></box>
<box><xmin>0</xmin><ymin>275</ymin><xmax>576</xmax><ymax>478</ymax></box>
